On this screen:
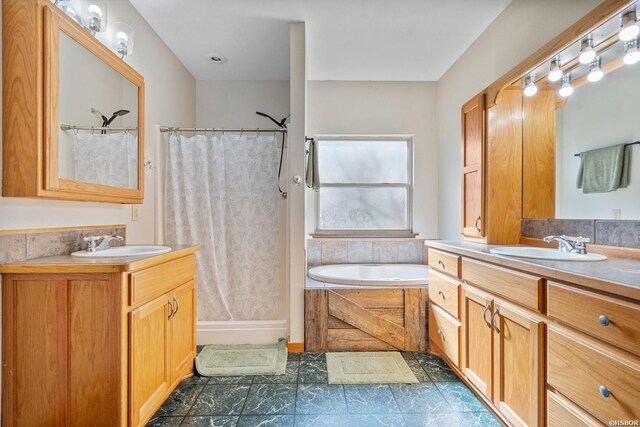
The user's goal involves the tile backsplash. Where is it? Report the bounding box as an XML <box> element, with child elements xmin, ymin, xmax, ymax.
<box><xmin>521</xmin><ymin>219</ymin><xmax>640</xmax><ymax>249</ymax></box>
<box><xmin>307</xmin><ymin>238</ymin><xmax>425</xmax><ymax>267</ymax></box>
<box><xmin>0</xmin><ymin>225</ymin><xmax>126</xmax><ymax>263</ymax></box>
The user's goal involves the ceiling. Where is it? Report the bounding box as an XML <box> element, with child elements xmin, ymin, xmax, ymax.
<box><xmin>129</xmin><ymin>0</ymin><xmax>511</xmax><ymax>81</ymax></box>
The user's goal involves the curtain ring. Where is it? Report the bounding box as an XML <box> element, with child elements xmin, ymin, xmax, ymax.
<box><xmin>222</xmin><ymin>127</ymin><xmax>225</xmax><ymax>135</ymax></box>
<box><xmin>240</xmin><ymin>128</ymin><xmax>244</xmax><ymax>136</ymax></box>
<box><xmin>257</xmin><ymin>128</ymin><xmax>261</xmax><ymax>137</ymax></box>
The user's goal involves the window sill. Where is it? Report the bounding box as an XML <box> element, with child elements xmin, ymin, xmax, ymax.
<box><xmin>309</xmin><ymin>232</ymin><xmax>419</xmax><ymax>240</ymax></box>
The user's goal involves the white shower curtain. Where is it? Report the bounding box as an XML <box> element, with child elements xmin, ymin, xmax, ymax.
<box><xmin>164</xmin><ymin>133</ymin><xmax>281</xmax><ymax>321</ymax></box>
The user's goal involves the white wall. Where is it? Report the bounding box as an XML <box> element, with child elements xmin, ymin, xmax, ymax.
<box><xmin>306</xmin><ymin>81</ymin><xmax>438</xmax><ymax>238</ymax></box>
<box><xmin>0</xmin><ymin>0</ymin><xmax>196</xmax><ymax>244</ymax></box>
<box><xmin>556</xmin><ymin>64</ymin><xmax>640</xmax><ymax>219</ymax></box>
<box><xmin>435</xmin><ymin>0</ymin><xmax>601</xmax><ymax>240</ymax></box>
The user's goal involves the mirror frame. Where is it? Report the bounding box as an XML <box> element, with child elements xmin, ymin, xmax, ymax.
<box><xmin>43</xmin><ymin>4</ymin><xmax>144</xmax><ymax>203</ymax></box>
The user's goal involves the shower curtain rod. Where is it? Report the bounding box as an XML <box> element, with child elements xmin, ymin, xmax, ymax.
<box><xmin>60</xmin><ymin>124</ymin><xmax>138</xmax><ymax>132</ymax></box>
<box><xmin>159</xmin><ymin>126</ymin><xmax>287</xmax><ymax>134</ymax></box>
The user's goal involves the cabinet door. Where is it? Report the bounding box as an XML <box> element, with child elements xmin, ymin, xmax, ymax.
<box><xmin>461</xmin><ymin>286</ymin><xmax>493</xmax><ymax>398</ymax></box>
<box><xmin>130</xmin><ymin>293</ymin><xmax>172</xmax><ymax>427</ymax></box>
<box><xmin>492</xmin><ymin>300</ymin><xmax>544</xmax><ymax>427</ymax></box>
<box><xmin>170</xmin><ymin>280</ymin><xmax>197</xmax><ymax>383</ymax></box>
<box><xmin>461</xmin><ymin>93</ymin><xmax>485</xmax><ymax>237</ymax></box>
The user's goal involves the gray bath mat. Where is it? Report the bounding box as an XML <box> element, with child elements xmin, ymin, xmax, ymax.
<box><xmin>327</xmin><ymin>352</ymin><xmax>419</xmax><ymax>384</ymax></box>
<box><xmin>195</xmin><ymin>339</ymin><xmax>288</xmax><ymax>376</ymax></box>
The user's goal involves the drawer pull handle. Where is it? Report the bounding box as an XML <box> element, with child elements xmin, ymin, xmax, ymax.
<box><xmin>598</xmin><ymin>315</ymin><xmax>610</xmax><ymax>327</ymax></box>
<box><xmin>482</xmin><ymin>304</ymin><xmax>491</xmax><ymax>328</ymax></box>
<box><xmin>173</xmin><ymin>296</ymin><xmax>180</xmax><ymax>316</ymax></box>
<box><xmin>475</xmin><ymin>216</ymin><xmax>481</xmax><ymax>232</ymax></box>
<box><xmin>437</xmin><ymin>329</ymin><xmax>445</xmax><ymax>340</ymax></box>
<box><xmin>438</xmin><ymin>290</ymin><xmax>445</xmax><ymax>299</ymax></box>
<box><xmin>167</xmin><ymin>299</ymin><xmax>174</xmax><ymax>320</ymax></box>
<box><xmin>438</xmin><ymin>260</ymin><xmax>445</xmax><ymax>269</ymax></box>
<box><xmin>599</xmin><ymin>385</ymin><xmax>611</xmax><ymax>398</ymax></box>
<box><xmin>491</xmin><ymin>308</ymin><xmax>500</xmax><ymax>333</ymax></box>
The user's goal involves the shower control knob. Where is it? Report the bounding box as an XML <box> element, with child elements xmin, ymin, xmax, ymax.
<box><xmin>292</xmin><ymin>175</ymin><xmax>303</xmax><ymax>185</ymax></box>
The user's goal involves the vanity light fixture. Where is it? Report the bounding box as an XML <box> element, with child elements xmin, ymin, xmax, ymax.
<box><xmin>619</xmin><ymin>10</ymin><xmax>639</xmax><ymax>42</ymax></box>
<box><xmin>523</xmin><ymin>72</ymin><xmax>538</xmax><ymax>97</ymax></box>
<box><xmin>579</xmin><ymin>36</ymin><xmax>596</xmax><ymax>64</ymax></box>
<box><xmin>587</xmin><ymin>57</ymin><xmax>603</xmax><ymax>82</ymax></box>
<box><xmin>548</xmin><ymin>56</ymin><xmax>563</xmax><ymax>82</ymax></box>
<box><xmin>623</xmin><ymin>38</ymin><xmax>640</xmax><ymax>65</ymax></box>
<box><xmin>113</xmin><ymin>22</ymin><xmax>134</xmax><ymax>58</ymax></box>
<box><xmin>83</xmin><ymin>0</ymin><xmax>107</xmax><ymax>35</ymax></box>
<box><xmin>559</xmin><ymin>74</ymin><xmax>574</xmax><ymax>97</ymax></box>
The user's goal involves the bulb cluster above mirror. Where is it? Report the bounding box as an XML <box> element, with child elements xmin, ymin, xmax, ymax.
<box><xmin>519</xmin><ymin>3</ymin><xmax>639</xmax><ymax>98</ymax></box>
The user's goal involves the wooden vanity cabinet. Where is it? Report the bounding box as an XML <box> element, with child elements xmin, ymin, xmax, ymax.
<box><xmin>1</xmin><ymin>250</ymin><xmax>197</xmax><ymax>427</ymax></box>
<box><xmin>461</xmin><ymin>94</ymin><xmax>485</xmax><ymax>239</ymax></box>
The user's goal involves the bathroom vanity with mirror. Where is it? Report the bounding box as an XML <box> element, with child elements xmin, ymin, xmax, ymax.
<box><xmin>2</xmin><ymin>0</ymin><xmax>144</xmax><ymax>203</ymax></box>
<box><xmin>461</xmin><ymin>0</ymin><xmax>639</xmax><ymax>246</ymax></box>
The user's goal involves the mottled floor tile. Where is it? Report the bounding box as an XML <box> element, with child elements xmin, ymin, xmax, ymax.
<box><xmin>207</xmin><ymin>375</ymin><xmax>254</xmax><ymax>385</ymax></box>
<box><xmin>188</xmin><ymin>384</ymin><xmax>250</xmax><ymax>416</ymax></box>
<box><xmin>403</xmin><ymin>411</ymin><xmax>501</xmax><ymax>427</ymax></box>
<box><xmin>405</xmin><ymin>360</ymin><xmax>431</xmax><ymax>383</ymax></box>
<box><xmin>343</xmin><ymin>384</ymin><xmax>400</xmax><ymax>414</ymax></box>
<box><xmin>287</xmin><ymin>352</ymin><xmax>301</xmax><ymax>361</ymax></box>
<box><xmin>436</xmin><ymin>381</ymin><xmax>486</xmax><ymax>412</ymax></box>
<box><xmin>294</xmin><ymin>415</ymin><xmax>347</xmax><ymax>427</ymax></box>
<box><xmin>299</xmin><ymin>360</ymin><xmax>328</xmax><ymax>383</ymax></box>
<box><xmin>254</xmin><ymin>361</ymin><xmax>298</xmax><ymax>384</ymax></box>
<box><xmin>300</xmin><ymin>352</ymin><xmax>326</xmax><ymax>361</ymax></box>
<box><xmin>415</xmin><ymin>353</ymin><xmax>459</xmax><ymax>382</ymax></box>
<box><xmin>238</xmin><ymin>415</ymin><xmax>296</xmax><ymax>426</ymax></box>
<box><xmin>296</xmin><ymin>384</ymin><xmax>347</xmax><ymax>415</ymax></box>
<box><xmin>180</xmin><ymin>416</ymin><xmax>239</xmax><ymax>427</ymax></box>
<box><xmin>348</xmin><ymin>414</ymin><xmax>407</xmax><ymax>427</ymax></box>
<box><xmin>183</xmin><ymin>374</ymin><xmax>210</xmax><ymax>385</ymax></box>
<box><xmin>155</xmin><ymin>383</ymin><xmax>205</xmax><ymax>416</ymax></box>
<box><xmin>243</xmin><ymin>384</ymin><xmax>297</xmax><ymax>415</ymax></box>
<box><xmin>390</xmin><ymin>383</ymin><xmax>452</xmax><ymax>414</ymax></box>
<box><xmin>400</xmin><ymin>352</ymin><xmax>416</xmax><ymax>361</ymax></box>
<box><xmin>146</xmin><ymin>416</ymin><xmax>184</xmax><ymax>427</ymax></box>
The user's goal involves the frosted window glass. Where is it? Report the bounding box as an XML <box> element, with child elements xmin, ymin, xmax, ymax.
<box><xmin>318</xmin><ymin>187</ymin><xmax>407</xmax><ymax>230</ymax></box>
<box><xmin>318</xmin><ymin>140</ymin><xmax>408</xmax><ymax>183</ymax></box>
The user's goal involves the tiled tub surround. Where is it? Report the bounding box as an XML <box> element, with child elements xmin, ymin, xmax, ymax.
<box><xmin>307</xmin><ymin>239</ymin><xmax>426</xmax><ymax>267</ymax></box>
<box><xmin>521</xmin><ymin>219</ymin><xmax>640</xmax><ymax>249</ymax></box>
<box><xmin>0</xmin><ymin>225</ymin><xmax>127</xmax><ymax>263</ymax></box>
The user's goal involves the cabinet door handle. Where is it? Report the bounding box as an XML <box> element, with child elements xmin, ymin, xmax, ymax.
<box><xmin>437</xmin><ymin>329</ymin><xmax>445</xmax><ymax>341</ymax></box>
<box><xmin>167</xmin><ymin>299</ymin><xmax>174</xmax><ymax>320</ymax></box>
<box><xmin>482</xmin><ymin>304</ymin><xmax>491</xmax><ymax>328</ymax></box>
<box><xmin>475</xmin><ymin>216</ymin><xmax>481</xmax><ymax>232</ymax></box>
<box><xmin>438</xmin><ymin>260</ymin><xmax>445</xmax><ymax>269</ymax></box>
<box><xmin>598</xmin><ymin>385</ymin><xmax>611</xmax><ymax>398</ymax></box>
<box><xmin>173</xmin><ymin>296</ymin><xmax>180</xmax><ymax>316</ymax></box>
<box><xmin>598</xmin><ymin>315</ymin><xmax>610</xmax><ymax>327</ymax></box>
<box><xmin>491</xmin><ymin>308</ymin><xmax>500</xmax><ymax>333</ymax></box>
<box><xmin>438</xmin><ymin>290</ymin><xmax>445</xmax><ymax>299</ymax></box>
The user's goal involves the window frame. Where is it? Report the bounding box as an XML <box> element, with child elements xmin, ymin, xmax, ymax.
<box><xmin>313</xmin><ymin>135</ymin><xmax>415</xmax><ymax>237</ymax></box>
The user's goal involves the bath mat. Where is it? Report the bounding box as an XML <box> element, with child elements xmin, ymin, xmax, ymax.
<box><xmin>195</xmin><ymin>339</ymin><xmax>287</xmax><ymax>376</ymax></box>
<box><xmin>327</xmin><ymin>352</ymin><xmax>419</xmax><ymax>384</ymax></box>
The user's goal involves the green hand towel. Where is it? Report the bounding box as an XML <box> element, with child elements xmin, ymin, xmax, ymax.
<box><xmin>305</xmin><ymin>138</ymin><xmax>320</xmax><ymax>191</ymax></box>
<box><xmin>576</xmin><ymin>144</ymin><xmax>631</xmax><ymax>193</ymax></box>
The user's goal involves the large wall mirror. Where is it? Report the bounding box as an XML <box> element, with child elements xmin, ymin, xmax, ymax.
<box><xmin>520</xmin><ymin>1</ymin><xmax>639</xmax><ymax>221</ymax></box>
<box><xmin>45</xmin><ymin>4</ymin><xmax>144</xmax><ymax>202</ymax></box>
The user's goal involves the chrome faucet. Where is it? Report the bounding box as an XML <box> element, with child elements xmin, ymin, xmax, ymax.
<box><xmin>83</xmin><ymin>235</ymin><xmax>124</xmax><ymax>252</ymax></box>
<box><xmin>543</xmin><ymin>235</ymin><xmax>590</xmax><ymax>255</ymax></box>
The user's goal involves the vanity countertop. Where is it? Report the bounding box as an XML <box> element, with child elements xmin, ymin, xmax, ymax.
<box><xmin>426</xmin><ymin>240</ymin><xmax>640</xmax><ymax>301</ymax></box>
<box><xmin>0</xmin><ymin>245</ymin><xmax>199</xmax><ymax>274</ymax></box>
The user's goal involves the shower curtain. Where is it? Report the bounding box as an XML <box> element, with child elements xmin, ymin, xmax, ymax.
<box><xmin>164</xmin><ymin>133</ymin><xmax>281</xmax><ymax>321</ymax></box>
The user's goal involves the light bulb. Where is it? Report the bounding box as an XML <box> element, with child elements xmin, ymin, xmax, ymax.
<box><xmin>84</xmin><ymin>1</ymin><xmax>107</xmax><ymax>34</ymax></box>
<box><xmin>548</xmin><ymin>57</ymin><xmax>563</xmax><ymax>82</ymax></box>
<box><xmin>88</xmin><ymin>4</ymin><xmax>102</xmax><ymax>17</ymax></box>
<box><xmin>623</xmin><ymin>39</ymin><xmax>640</xmax><ymax>65</ymax></box>
<box><xmin>579</xmin><ymin>36</ymin><xmax>596</xmax><ymax>64</ymax></box>
<box><xmin>523</xmin><ymin>73</ymin><xmax>537</xmax><ymax>97</ymax></box>
<box><xmin>587</xmin><ymin>58</ymin><xmax>603</xmax><ymax>82</ymax></box>
<box><xmin>113</xmin><ymin>23</ymin><xmax>134</xmax><ymax>58</ymax></box>
<box><xmin>559</xmin><ymin>75</ymin><xmax>573</xmax><ymax>97</ymax></box>
<box><xmin>620</xmin><ymin>11</ymin><xmax>639</xmax><ymax>41</ymax></box>
<box><xmin>116</xmin><ymin>32</ymin><xmax>129</xmax><ymax>43</ymax></box>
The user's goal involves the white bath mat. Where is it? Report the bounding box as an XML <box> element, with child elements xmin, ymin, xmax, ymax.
<box><xmin>326</xmin><ymin>351</ymin><xmax>419</xmax><ymax>384</ymax></box>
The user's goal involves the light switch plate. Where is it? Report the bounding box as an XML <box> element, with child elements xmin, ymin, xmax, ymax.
<box><xmin>131</xmin><ymin>205</ymin><xmax>140</xmax><ymax>221</ymax></box>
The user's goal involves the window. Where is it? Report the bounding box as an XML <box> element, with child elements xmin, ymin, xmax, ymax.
<box><xmin>315</xmin><ymin>136</ymin><xmax>413</xmax><ymax>235</ymax></box>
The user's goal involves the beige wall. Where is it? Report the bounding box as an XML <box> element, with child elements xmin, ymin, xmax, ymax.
<box><xmin>0</xmin><ymin>0</ymin><xmax>196</xmax><ymax>244</ymax></box>
<box><xmin>436</xmin><ymin>0</ymin><xmax>601</xmax><ymax>239</ymax></box>
<box><xmin>306</xmin><ymin>81</ymin><xmax>438</xmax><ymax>238</ymax></box>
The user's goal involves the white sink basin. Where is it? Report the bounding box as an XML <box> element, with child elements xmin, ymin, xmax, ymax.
<box><xmin>71</xmin><ymin>245</ymin><xmax>172</xmax><ymax>258</ymax></box>
<box><xmin>489</xmin><ymin>246</ymin><xmax>606</xmax><ymax>261</ymax></box>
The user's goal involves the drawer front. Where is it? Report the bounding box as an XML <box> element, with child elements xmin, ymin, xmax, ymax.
<box><xmin>428</xmin><ymin>249</ymin><xmax>461</xmax><ymax>278</ymax></box>
<box><xmin>548</xmin><ymin>326</ymin><xmax>640</xmax><ymax>424</ymax></box>
<box><xmin>462</xmin><ymin>258</ymin><xmax>543</xmax><ymax>312</ymax></box>
<box><xmin>547</xmin><ymin>391</ymin><xmax>604</xmax><ymax>427</ymax></box>
<box><xmin>130</xmin><ymin>255</ymin><xmax>197</xmax><ymax>306</ymax></box>
<box><xmin>428</xmin><ymin>270</ymin><xmax>460</xmax><ymax>319</ymax></box>
<box><xmin>429</xmin><ymin>302</ymin><xmax>460</xmax><ymax>367</ymax></box>
<box><xmin>548</xmin><ymin>281</ymin><xmax>640</xmax><ymax>356</ymax></box>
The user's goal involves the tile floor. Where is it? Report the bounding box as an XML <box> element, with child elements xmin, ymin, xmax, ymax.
<box><xmin>147</xmin><ymin>351</ymin><xmax>502</xmax><ymax>427</ymax></box>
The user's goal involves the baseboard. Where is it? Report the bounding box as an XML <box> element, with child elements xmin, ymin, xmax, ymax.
<box><xmin>288</xmin><ymin>342</ymin><xmax>304</xmax><ymax>352</ymax></box>
<box><xmin>197</xmin><ymin>320</ymin><xmax>288</xmax><ymax>345</ymax></box>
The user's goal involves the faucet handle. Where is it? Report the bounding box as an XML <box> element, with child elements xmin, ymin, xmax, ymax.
<box><xmin>83</xmin><ymin>236</ymin><xmax>100</xmax><ymax>242</ymax></box>
<box><xmin>564</xmin><ymin>236</ymin><xmax>590</xmax><ymax>243</ymax></box>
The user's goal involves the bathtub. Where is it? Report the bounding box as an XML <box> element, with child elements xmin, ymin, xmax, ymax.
<box><xmin>308</xmin><ymin>264</ymin><xmax>429</xmax><ymax>286</ymax></box>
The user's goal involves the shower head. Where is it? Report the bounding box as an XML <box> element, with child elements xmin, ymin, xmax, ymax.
<box><xmin>256</xmin><ymin>111</ymin><xmax>288</xmax><ymax>129</ymax></box>
<box><xmin>105</xmin><ymin>109</ymin><xmax>130</xmax><ymax>126</ymax></box>
<box><xmin>91</xmin><ymin>107</ymin><xmax>107</xmax><ymax>126</ymax></box>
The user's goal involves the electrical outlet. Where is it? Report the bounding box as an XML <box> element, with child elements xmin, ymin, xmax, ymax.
<box><xmin>612</xmin><ymin>209</ymin><xmax>621</xmax><ymax>219</ymax></box>
<box><xmin>131</xmin><ymin>205</ymin><xmax>140</xmax><ymax>221</ymax></box>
